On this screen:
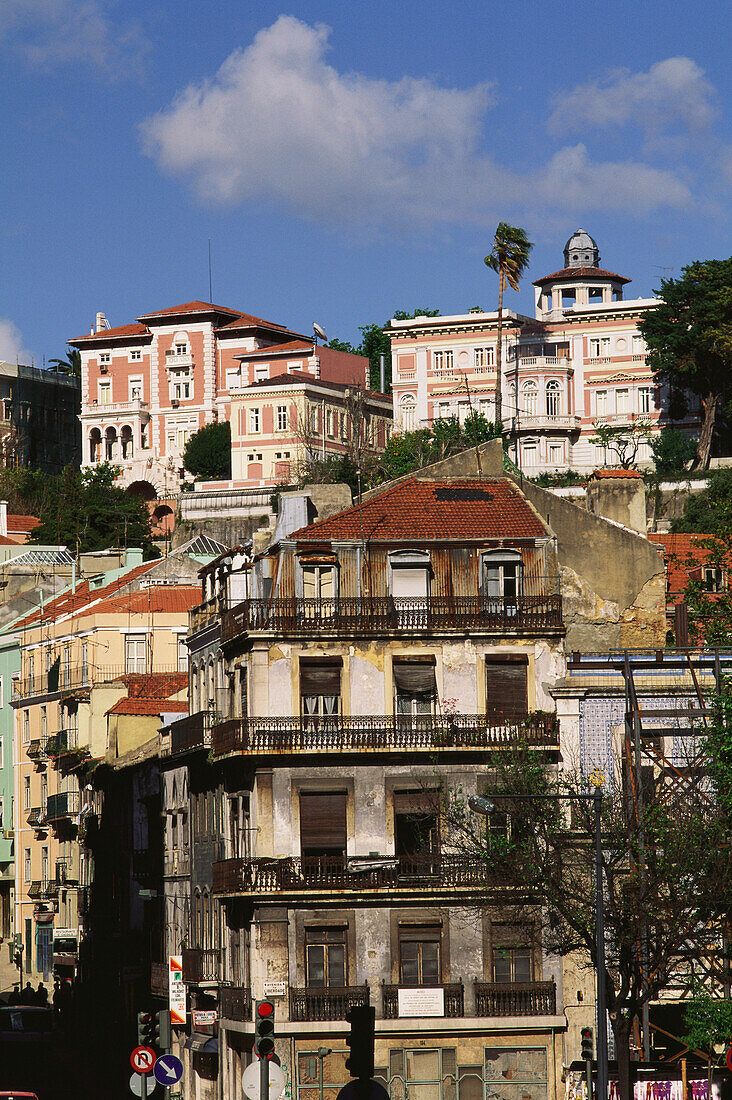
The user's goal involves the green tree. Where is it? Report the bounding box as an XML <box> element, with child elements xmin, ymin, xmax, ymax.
<box><xmin>444</xmin><ymin>715</ymin><xmax>732</xmax><ymax>1100</ymax></box>
<box><xmin>182</xmin><ymin>421</ymin><xmax>231</xmax><ymax>480</ymax></box>
<box><xmin>590</xmin><ymin>421</ymin><xmax>652</xmax><ymax>468</ymax></box>
<box><xmin>47</xmin><ymin>348</ymin><xmax>81</xmax><ymax>378</ymax></box>
<box><xmin>650</xmin><ymin>426</ymin><xmax>697</xmax><ymax>477</ymax></box>
<box><xmin>683</xmin><ymin>995</ymin><xmax>732</xmax><ymax>1096</ymax></box>
<box><xmin>484</xmin><ymin>223</ymin><xmax>533</xmax><ymax>425</ymax></box>
<box><xmin>638</xmin><ymin>258</ymin><xmax>732</xmax><ymax>471</ymax></box>
<box><xmin>29</xmin><ymin>463</ymin><xmax>158</xmax><ymax>557</ymax></box>
<box><xmin>671</xmin><ymin>468</ymin><xmax>732</xmax><ymax>534</ymax></box>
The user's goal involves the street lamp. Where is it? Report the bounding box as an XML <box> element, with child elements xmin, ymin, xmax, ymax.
<box><xmin>469</xmin><ymin>778</ymin><xmax>608</xmax><ymax>1100</ymax></box>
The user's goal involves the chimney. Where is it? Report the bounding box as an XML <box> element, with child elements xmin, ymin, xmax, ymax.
<box><xmin>586</xmin><ymin>470</ymin><xmax>647</xmax><ymax>535</ymax></box>
<box><xmin>95</xmin><ymin>312</ymin><xmax>106</xmax><ymax>333</ymax></box>
<box><xmin>0</xmin><ymin>501</ymin><xmax>7</xmax><ymax>538</ymax></box>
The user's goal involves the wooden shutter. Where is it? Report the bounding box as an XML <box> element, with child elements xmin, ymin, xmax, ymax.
<box><xmin>300</xmin><ymin>659</ymin><xmax>342</xmax><ymax>696</ymax></box>
<box><xmin>485</xmin><ymin>656</ymin><xmax>528</xmax><ymax>715</ymax></box>
<box><xmin>393</xmin><ymin>791</ymin><xmax>439</xmax><ymax>814</ymax></box>
<box><xmin>392</xmin><ymin>660</ymin><xmax>436</xmax><ymax>694</ymax></box>
<box><xmin>300</xmin><ymin>792</ymin><xmax>347</xmax><ymax>851</ymax></box>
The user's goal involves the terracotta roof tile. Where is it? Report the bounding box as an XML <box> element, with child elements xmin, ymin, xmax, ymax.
<box><xmin>12</xmin><ymin>560</ymin><xmax>158</xmax><ymax>629</ymax></box>
<box><xmin>591</xmin><ymin>468</ymin><xmax>644</xmax><ymax>479</ymax></box>
<box><xmin>533</xmin><ymin>266</ymin><xmax>630</xmax><ymax>286</ymax></box>
<box><xmin>648</xmin><ymin>533</ymin><xmax>729</xmax><ymax>601</ymax></box>
<box><xmin>290</xmin><ymin>478</ymin><xmax>548</xmax><ymax>542</ymax></box>
<box><xmin>107</xmin><ymin>672</ymin><xmax>188</xmax><ymax>715</ymax></box>
<box><xmin>137</xmin><ymin>301</ymin><xmax>241</xmax><ymax>321</ymax></box>
<box><xmin>70</xmin><ymin>323</ymin><xmax>150</xmax><ymax>344</ymax></box>
<box><xmin>6</xmin><ymin>514</ymin><xmax>40</xmax><ymax>532</ymax></box>
<box><xmin>216</xmin><ymin>315</ymin><xmax>295</xmax><ymax>334</ymax></box>
<box><xmin>92</xmin><ymin>586</ymin><xmax>200</xmax><ymax>616</ymax></box>
<box><xmin>237</xmin><ymin>340</ymin><xmax>314</xmax><ymax>357</ymax></box>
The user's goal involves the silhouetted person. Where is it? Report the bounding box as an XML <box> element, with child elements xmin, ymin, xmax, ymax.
<box><xmin>20</xmin><ymin>981</ymin><xmax>35</xmax><ymax>1004</ymax></box>
<box><xmin>35</xmin><ymin>982</ymin><xmax>48</xmax><ymax>1005</ymax></box>
<box><xmin>8</xmin><ymin>984</ymin><xmax>20</xmax><ymax>1004</ymax></box>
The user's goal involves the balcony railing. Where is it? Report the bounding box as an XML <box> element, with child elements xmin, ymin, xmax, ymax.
<box><xmin>182</xmin><ymin>947</ymin><xmax>219</xmax><ymax>984</ymax></box>
<box><xmin>383</xmin><ymin>983</ymin><xmax>464</xmax><ymax>1019</ymax></box>
<box><xmin>26</xmin><ymin>738</ymin><xmax>45</xmax><ymax>760</ymax></box>
<box><xmin>213</xmin><ymin>855</ymin><xmax>494</xmax><ymax>899</ymax></box>
<box><xmin>26</xmin><ymin>806</ymin><xmax>45</xmax><ymax>827</ymax></box>
<box><xmin>220</xmin><ymin>986</ymin><xmax>252</xmax><ymax>1022</ymax></box>
<box><xmin>13</xmin><ymin>664</ymin><xmax>181</xmax><ymax>701</ymax></box>
<box><xmin>45</xmin><ymin>791</ymin><xmax>80</xmax><ymax>822</ymax></box>
<box><xmin>163</xmin><ymin>848</ymin><xmax>191</xmax><ymax>877</ymax></box>
<box><xmin>474</xmin><ymin>980</ymin><xmax>556</xmax><ymax>1016</ymax></box>
<box><xmin>222</xmin><ymin>595</ymin><xmax>562</xmax><ymax>642</ymax></box>
<box><xmin>290</xmin><ymin>985</ymin><xmax>370</xmax><ymax>1021</ymax></box>
<box><xmin>213</xmin><ymin>712</ymin><xmax>558</xmax><ymax>759</ymax></box>
<box><xmin>514</xmin><ymin>414</ymin><xmax>581</xmax><ymax>431</ymax></box>
<box><xmin>82</xmin><ymin>398</ymin><xmax>149</xmax><ymax>416</ymax></box>
<box><xmin>189</xmin><ymin>597</ymin><xmax>224</xmax><ymax>635</ymax></box>
<box><xmin>168</xmin><ymin>711</ymin><xmax>210</xmax><ymax>756</ymax></box>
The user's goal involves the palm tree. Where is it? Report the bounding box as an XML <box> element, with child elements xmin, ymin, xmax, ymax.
<box><xmin>48</xmin><ymin>348</ymin><xmax>81</xmax><ymax>378</ymax></box>
<box><xmin>484</xmin><ymin>223</ymin><xmax>533</xmax><ymax>427</ymax></box>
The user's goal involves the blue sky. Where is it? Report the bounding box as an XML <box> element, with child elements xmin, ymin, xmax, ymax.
<box><xmin>1</xmin><ymin>0</ymin><xmax>729</xmax><ymax>364</ymax></box>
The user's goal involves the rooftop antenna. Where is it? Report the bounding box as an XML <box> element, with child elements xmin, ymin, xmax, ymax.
<box><xmin>208</xmin><ymin>239</ymin><xmax>213</xmax><ymax>304</ymax></box>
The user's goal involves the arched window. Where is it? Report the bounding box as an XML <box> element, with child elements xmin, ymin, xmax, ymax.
<box><xmin>89</xmin><ymin>428</ymin><xmax>102</xmax><ymax>463</ymax></box>
<box><xmin>400</xmin><ymin>394</ymin><xmax>416</xmax><ymax>432</ymax></box>
<box><xmin>191</xmin><ymin>664</ymin><xmax>199</xmax><ymax>713</ymax></box>
<box><xmin>521</xmin><ymin>381</ymin><xmax>538</xmax><ymax>417</ymax></box>
<box><xmin>546</xmin><ymin>380</ymin><xmax>562</xmax><ymax>417</ymax></box>
<box><xmin>104</xmin><ymin>426</ymin><xmax>117</xmax><ymax>460</ymax></box>
<box><xmin>120</xmin><ymin>424</ymin><xmax>133</xmax><ymax>459</ymax></box>
<box><xmin>207</xmin><ymin>659</ymin><xmax>215</xmax><ymax>709</ymax></box>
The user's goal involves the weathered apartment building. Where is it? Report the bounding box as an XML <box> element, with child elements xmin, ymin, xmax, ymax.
<box><xmin>389</xmin><ymin>230</ymin><xmax>701</xmax><ymax>475</ymax></box>
<box><xmin>162</xmin><ymin>439</ymin><xmax>665</xmax><ymax>1100</ymax></box>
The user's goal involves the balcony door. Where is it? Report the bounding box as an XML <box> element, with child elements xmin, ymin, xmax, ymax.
<box><xmin>300</xmin><ymin>659</ymin><xmax>341</xmax><ymax>729</ymax></box>
<box><xmin>485</xmin><ymin>656</ymin><xmax>528</xmax><ymax>719</ymax></box>
<box><xmin>394</xmin><ymin>790</ymin><xmax>439</xmax><ymax>874</ymax></box>
<box><xmin>300</xmin><ymin>791</ymin><xmax>347</xmax><ymax>871</ymax></box>
<box><xmin>305</xmin><ymin>926</ymin><xmax>347</xmax><ymax>988</ymax></box>
<box><xmin>390</xmin><ymin>551</ymin><xmax>430</xmax><ymax>626</ymax></box>
<box><xmin>393</xmin><ymin>660</ymin><xmax>436</xmax><ymax>720</ymax></box>
<box><xmin>482</xmin><ymin>551</ymin><xmax>522</xmax><ymax>615</ymax></box>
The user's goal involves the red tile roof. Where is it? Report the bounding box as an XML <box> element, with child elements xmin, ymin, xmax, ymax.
<box><xmin>237</xmin><ymin>340</ymin><xmax>314</xmax><ymax>357</ymax></box>
<box><xmin>107</xmin><ymin>672</ymin><xmax>188</xmax><ymax>715</ymax></box>
<box><xmin>137</xmin><ymin>301</ymin><xmax>241</xmax><ymax>321</ymax></box>
<box><xmin>70</xmin><ymin>323</ymin><xmax>150</xmax><ymax>344</ymax></box>
<box><xmin>216</xmin><ymin>315</ymin><xmax>295</xmax><ymax>334</ymax></box>
<box><xmin>92</xmin><ymin>586</ymin><xmax>200</xmax><ymax>616</ymax></box>
<box><xmin>647</xmin><ymin>534</ymin><xmax>728</xmax><ymax>600</ymax></box>
<box><xmin>291</xmin><ymin>478</ymin><xmax>548</xmax><ymax>542</ymax></box>
<box><xmin>533</xmin><ymin>266</ymin><xmax>630</xmax><ymax>286</ymax></box>
<box><xmin>590</xmin><ymin>468</ymin><xmax>644</xmax><ymax>480</ymax></box>
<box><xmin>12</xmin><ymin>560</ymin><xmax>159</xmax><ymax>630</ymax></box>
<box><xmin>7</xmin><ymin>514</ymin><xmax>40</xmax><ymax>532</ymax></box>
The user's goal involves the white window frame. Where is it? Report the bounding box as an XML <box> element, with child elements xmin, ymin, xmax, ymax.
<box><xmin>125</xmin><ymin>633</ymin><xmax>147</xmax><ymax>675</ymax></box>
<box><xmin>129</xmin><ymin>349</ymin><xmax>142</xmax><ymax>362</ymax></box>
<box><xmin>98</xmin><ymin>381</ymin><xmax>112</xmax><ymax>405</ymax></box>
<box><xmin>277</xmin><ymin>405</ymin><xmax>288</xmax><ymax>432</ymax></box>
<box><xmin>129</xmin><ymin>378</ymin><xmax>143</xmax><ymax>401</ymax></box>
<box><xmin>249</xmin><ymin>408</ymin><xmax>261</xmax><ymax>434</ymax></box>
<box><xmin>98</xmin><ymin>352</ymin><xmax>111</xmax><ymax>365</ymax></box>
<box><xmin>638</xmin><ymin>387</ymin><xmax>654</xmax><ymax>414</ymax></box>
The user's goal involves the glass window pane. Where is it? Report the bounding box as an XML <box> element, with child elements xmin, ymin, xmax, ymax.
<box><xmin>421</xmin><ymin>942</ymin><xmax>440</xmax><ymax>985</ymax></box>
<box><xmin>493</xmin><ymin>949</ymin><xmax>511</xmax><ymax>983</ymax></box>
<box><xmin>328</xmin><ymin>944</ymin><xmax>346</xmax><ymax>987</ymax></box>
<box><xmin>400</xmin><ymin>942</ymin><xmax>420</xmax><ymax>985</ymax></box>
<box><xmin>307</xmin><ymin>945</ymin><xmax>325</xmax><ymax>987</ymax></box>
<box><xmin>513</xmin><ymin>949</ymin><xmax>532</xmax><ymax>982</ymax></box>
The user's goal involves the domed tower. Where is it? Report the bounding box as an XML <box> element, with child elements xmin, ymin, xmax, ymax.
<box><xmin>533</xmin><ymin>230</ymin><xmax>630</xmax><ymax>320</ymax></box>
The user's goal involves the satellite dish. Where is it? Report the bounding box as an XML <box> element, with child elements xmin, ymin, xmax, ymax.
<box><xmin>313</xmin><ymin>322</ymin><xmax>328</xmax><ymax>343</ymax></box>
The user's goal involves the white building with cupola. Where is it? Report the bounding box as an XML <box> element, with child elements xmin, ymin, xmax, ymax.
<box><xmin>390</xmin><ymin>230</ymin><xmax>700</xmax><ymax>475</ymax></box>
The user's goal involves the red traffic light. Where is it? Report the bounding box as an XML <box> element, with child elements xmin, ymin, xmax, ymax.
<box><xmin>257</xmin><ymin>1001</ymin><xmax>274</xmax><ymax>1018</ymax></box>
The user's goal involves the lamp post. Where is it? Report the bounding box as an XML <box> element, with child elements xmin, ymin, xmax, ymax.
<box><xmin>469</xmin><ymin>776</ymin><xmax>608</xmax><ymax>1100</ymax></box>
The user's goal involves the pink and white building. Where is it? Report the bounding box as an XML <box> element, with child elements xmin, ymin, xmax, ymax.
<box><xmin>390</xmin><ymin>230</ymin><xmax>699</xmax><ymax>474</ymax></box>
<box><xmin>71</xmin><ymin>301</ymin><xmax>377</xmax><ymax>496</ymax></box>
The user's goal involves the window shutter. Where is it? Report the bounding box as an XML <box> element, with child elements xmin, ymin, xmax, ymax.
<box><xmin>393</xmin><ymin>791</ymin><xmax>439</xmax><ymax>815</ymax></box>
<box><xmin>485</xmin><ymin>657</ymin><xmax>528</xmax><ymax>715</ymax></box>
<box><xmin>392</xmin><ymin>660</ymin><xmax>436</xmax><ymax>694</ymax></box>
<box><xmin>300</xmin><ymin>792</ymin><xmax>347</xmax><ymax>852</ymax></box>
<box><xmin>392</xmin><ymin>567</ymin><xmax>428</xmax><ymax>599</ymax></box>
<box><xmin>300</xmin><ymin>660</ymin><xmax>342</xmax><ymax>696</ymax></box>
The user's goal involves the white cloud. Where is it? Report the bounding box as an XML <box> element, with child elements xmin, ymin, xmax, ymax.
<box><xmin>0</xmin><ymin>0</ymin><xmax>148</xmax><ymax>78</ymax></box>
<box><xmin>142</xmin><ymin>17</ymin><xmax>692</xmax><ymax>230</ymax></box>
<box><xmin>549</xmin><ymin>58</ymin><xmax>717</xmax><ymax>136</ymax></box>
<box><xmin>0</xmin><ymin>320</ymin><xmax>30</xmax><ymax>365</ymax></box>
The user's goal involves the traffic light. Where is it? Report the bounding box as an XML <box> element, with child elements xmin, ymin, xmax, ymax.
<box><xmin>156</xmin><ymin>1008</ymin><xmax>172</xmax><ymax>1051</ymax></box>
<box><xmin>137</xmin><ymin>1010</ymin><xmax>154</xmax><ymax>1046</ymax></box>
<box><xmin>255</xmin><ymin>999</ymin><xmax>275</xmax><ymax>1059</ymax></box>
<box><xmin>345</xmin><ymin>1005</ymin><xmax>375</xmax><ymax>1080</ymax></box>
<box><xmin>581</xmin><ymin>1027</ymin><xmax>594</xmax><ymax>1062</ymax></box>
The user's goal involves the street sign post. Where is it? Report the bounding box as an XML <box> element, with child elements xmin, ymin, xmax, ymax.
<box><xmin>726</xmin><ymin>1046</ymin><xmax>732</xmax><ymax>1073</ymax></box>
<box><xmin>154</xmin><ymin>1054</ymin><xmax>184</xmax><ymax>1087</ymax></box>
<box><xmin>130</xmin><ymin>1073</ymin><xmax>158</xmax><ymax>1097</ymax></box>
<box><xmin>131</xmin><ymin>1046</ymin><xmax>157</xmax><ymax>1074</ymax></box>
<box><xmin>242</xmin><ymin>1058</ymin><xmax>286</xmax><ymax>1100</ymax></box>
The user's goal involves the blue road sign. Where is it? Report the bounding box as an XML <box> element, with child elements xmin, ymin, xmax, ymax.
<box><xmin>154</xmin><ymin>1054</ymin><xmax>184</xmax><ymax>1086</ymax></box>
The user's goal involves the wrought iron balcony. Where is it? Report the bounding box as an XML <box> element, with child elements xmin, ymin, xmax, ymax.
<box><xmin>290</xmin><ymin>985</ymin><xmax>370</xmax><ymax>1021</ymax></box>
<box><xmin>213</xmin><ymin>854</ymin><xmax>495</xmax><ymax>901</ymax></box>
<box><xmin>382</xmin><ymin>982</ymin><xmax>464</xmax><ymax>1019</ymax></box>
<box><xmin>26</xmin><ymin>807</ymin><xmax>46</xmax><ymax>828</ymax></box>
<box><xmin>222</xmin><ymin>595</ymin><xmax>562</xmax><ymax>642</ymax></box>
<box><xmin>213</xmin><ymin>712</ymin><xmax>558</xmax><ymax>760</ymax></box>
<box><xmin>474</xmin><ymin>980</ymin><xmax>556</xmax><ymax>1016</ymax></box>
<box><xmin>26</xmin><ymin>738</ymin><xmax>44</xmax><ymax>760</ymax></box>
<box><xmin>168</xmin><ymin>711</ymin><xmax>210</xmax><ymax>756</ymax></box>
<box><xmin>189</xmin><ymin>596</ymin><xmax>224</xmax><ymax>635</ymax></box>
<box><xmin>182</xmin><ymin>947</ymin><xmax>219</xmax><ymax>984</ymax></box>
<box><xmin>219</xmin><ymin>986</ymin><xmax>252</xmax><ymax>1022</ymax></box>
<box><xmin>45</xmin><ymin>791</ymin><xmax>80</xmax><ymax>822</ymax></box>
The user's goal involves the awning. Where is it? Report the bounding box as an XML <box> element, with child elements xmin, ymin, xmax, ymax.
<box><xmin>185</xmin><ymin>1033</ymin><xmax>219</xmax><ymax>1053</ymax></box>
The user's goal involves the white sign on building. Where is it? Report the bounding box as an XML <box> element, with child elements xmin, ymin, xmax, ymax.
<box><xmin>169</xmin><ymin>955</ymin><xmax>186</xmax><ymax>1025</ymax></box>
<box><xmin>397</xmin><ymin>987</ymin><xmax>445</xmax><ymax>1017</ymax></box>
